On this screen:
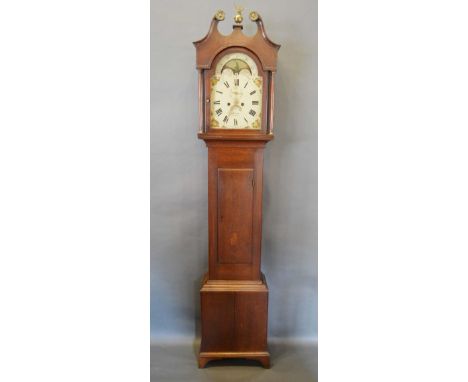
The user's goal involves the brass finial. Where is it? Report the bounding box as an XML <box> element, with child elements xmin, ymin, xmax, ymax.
<box><xmin>214</xmin><ymin>10</ymin><xmax>225</xmax><ymax>21</ymax></box>
<box><xmin>234</xmin><ymin>5</ymin><xmax>244</xmax><ymax>24</ymax></box>
<box><xmin>249</xmin><ymin>11</ymin><xmax>259</xmax><ymax>21</ymax></box>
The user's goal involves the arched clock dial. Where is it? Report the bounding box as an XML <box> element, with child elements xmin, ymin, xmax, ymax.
<box><xmin>210</xmin><ymin>52</ymin><xmax>262</xmax><ymax>130</ymax></box>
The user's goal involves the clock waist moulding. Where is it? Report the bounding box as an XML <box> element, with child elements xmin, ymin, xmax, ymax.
<box><xmin>193</xmin><ymin>8</ymin><xmax>280</xmax><ymax>368</ymax></box>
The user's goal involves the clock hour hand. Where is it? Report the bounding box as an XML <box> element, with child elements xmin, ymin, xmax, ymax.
<box><xmin>228</xmin><ymin>91</ymin><xmax>243</xmax><ymax>115</ymax></box>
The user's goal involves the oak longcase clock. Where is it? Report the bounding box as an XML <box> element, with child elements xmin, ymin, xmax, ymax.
<box><xmin>194</xmin><ymin>8</ymin><xmax>280</xmax><ymax>368</ymax></box>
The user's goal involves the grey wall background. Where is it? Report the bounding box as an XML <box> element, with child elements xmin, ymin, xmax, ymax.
<box><xmin>151</xmin><ymin>0</ymin><xmax>317</xmax><ymax>342</ymax></box>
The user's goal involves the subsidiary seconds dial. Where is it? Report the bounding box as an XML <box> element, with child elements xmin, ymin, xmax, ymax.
<box><xmin>210</xmin><ymin>52</ymin><xmax>262</xmax><ymax>130</ymax></box>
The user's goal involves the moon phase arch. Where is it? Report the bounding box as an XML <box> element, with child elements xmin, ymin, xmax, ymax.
<box><xmin>221</xmin><ymin>58</ymin><xmax>252</xmax><ymax>75</ymax></box>
<box><xmin>214</xmin><ymin>51</ymin><xmax>260</xmax><ymax>77</ymax></box>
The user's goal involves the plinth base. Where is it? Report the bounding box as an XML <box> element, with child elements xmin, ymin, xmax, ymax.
<box><xmin>198</xmin><ymin>351</ymin><xmax>270</xmax><ymax>368</ymax></box>
<box><xmin>198</xmin><ymin>273</ymin><xmax>270</xmax><ymax>368</ymax></box>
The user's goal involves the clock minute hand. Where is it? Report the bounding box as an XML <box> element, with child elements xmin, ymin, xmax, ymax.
<box><xmin>227</xmin><ymin>90</ymin><xmax>241</xmax><ymax>114</ymax></box>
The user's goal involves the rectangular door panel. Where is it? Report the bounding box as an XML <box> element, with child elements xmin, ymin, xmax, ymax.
<box><xmin>217</xmin><ymin>168</ymin><xmax>254</xmax><ymax>264</ymax></box>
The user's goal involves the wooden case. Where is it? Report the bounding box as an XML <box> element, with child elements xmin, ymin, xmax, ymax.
<box><xmin>194</xmin><ymin>10</ymin><xmax>280</xmax><ymax>368</ymax></box>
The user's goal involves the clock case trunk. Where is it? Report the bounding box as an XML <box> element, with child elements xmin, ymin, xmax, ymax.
<box><xmin>194</xmin><ymin>13</ymin><xmax>280</xmax><ymax>369</ymax></box>
<box><xmin>198</xmin><ymin>138</ymin><xmax>272</xmax><ymax>369</ymax></box>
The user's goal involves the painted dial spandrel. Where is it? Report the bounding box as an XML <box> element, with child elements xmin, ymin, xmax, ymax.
<box><xmin>210</xmin><ymin>52</ymin><xmax>262</xmax><ymax>130</ymax></box>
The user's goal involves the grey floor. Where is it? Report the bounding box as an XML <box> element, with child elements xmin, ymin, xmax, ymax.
<box><xmin>151</xmin><ymin>340</ymin><xmax>317</xmax><ymax>382</ymax></box>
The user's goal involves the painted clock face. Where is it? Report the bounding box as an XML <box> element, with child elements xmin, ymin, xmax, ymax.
<box><xmin>210</xmin><ymin>52</ymin><xmax>262</xmax><ymax>130</ymax></box>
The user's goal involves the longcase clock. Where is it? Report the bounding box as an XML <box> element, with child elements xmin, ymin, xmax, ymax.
<box><xmin>193</xmin><ymin>8</ymin><xmax>280</xmax><ymax>368</ymax></box>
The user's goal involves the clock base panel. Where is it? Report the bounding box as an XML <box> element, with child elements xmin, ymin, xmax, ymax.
<box><xmin>199</xmin><ymin>273</ymin><xmax>269</xmax><ymax>368</ymax></box>
<box><xmin>198</xmin><ymin>351</ymin><xmax>270</xmax><ymax>368</ymax></box>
